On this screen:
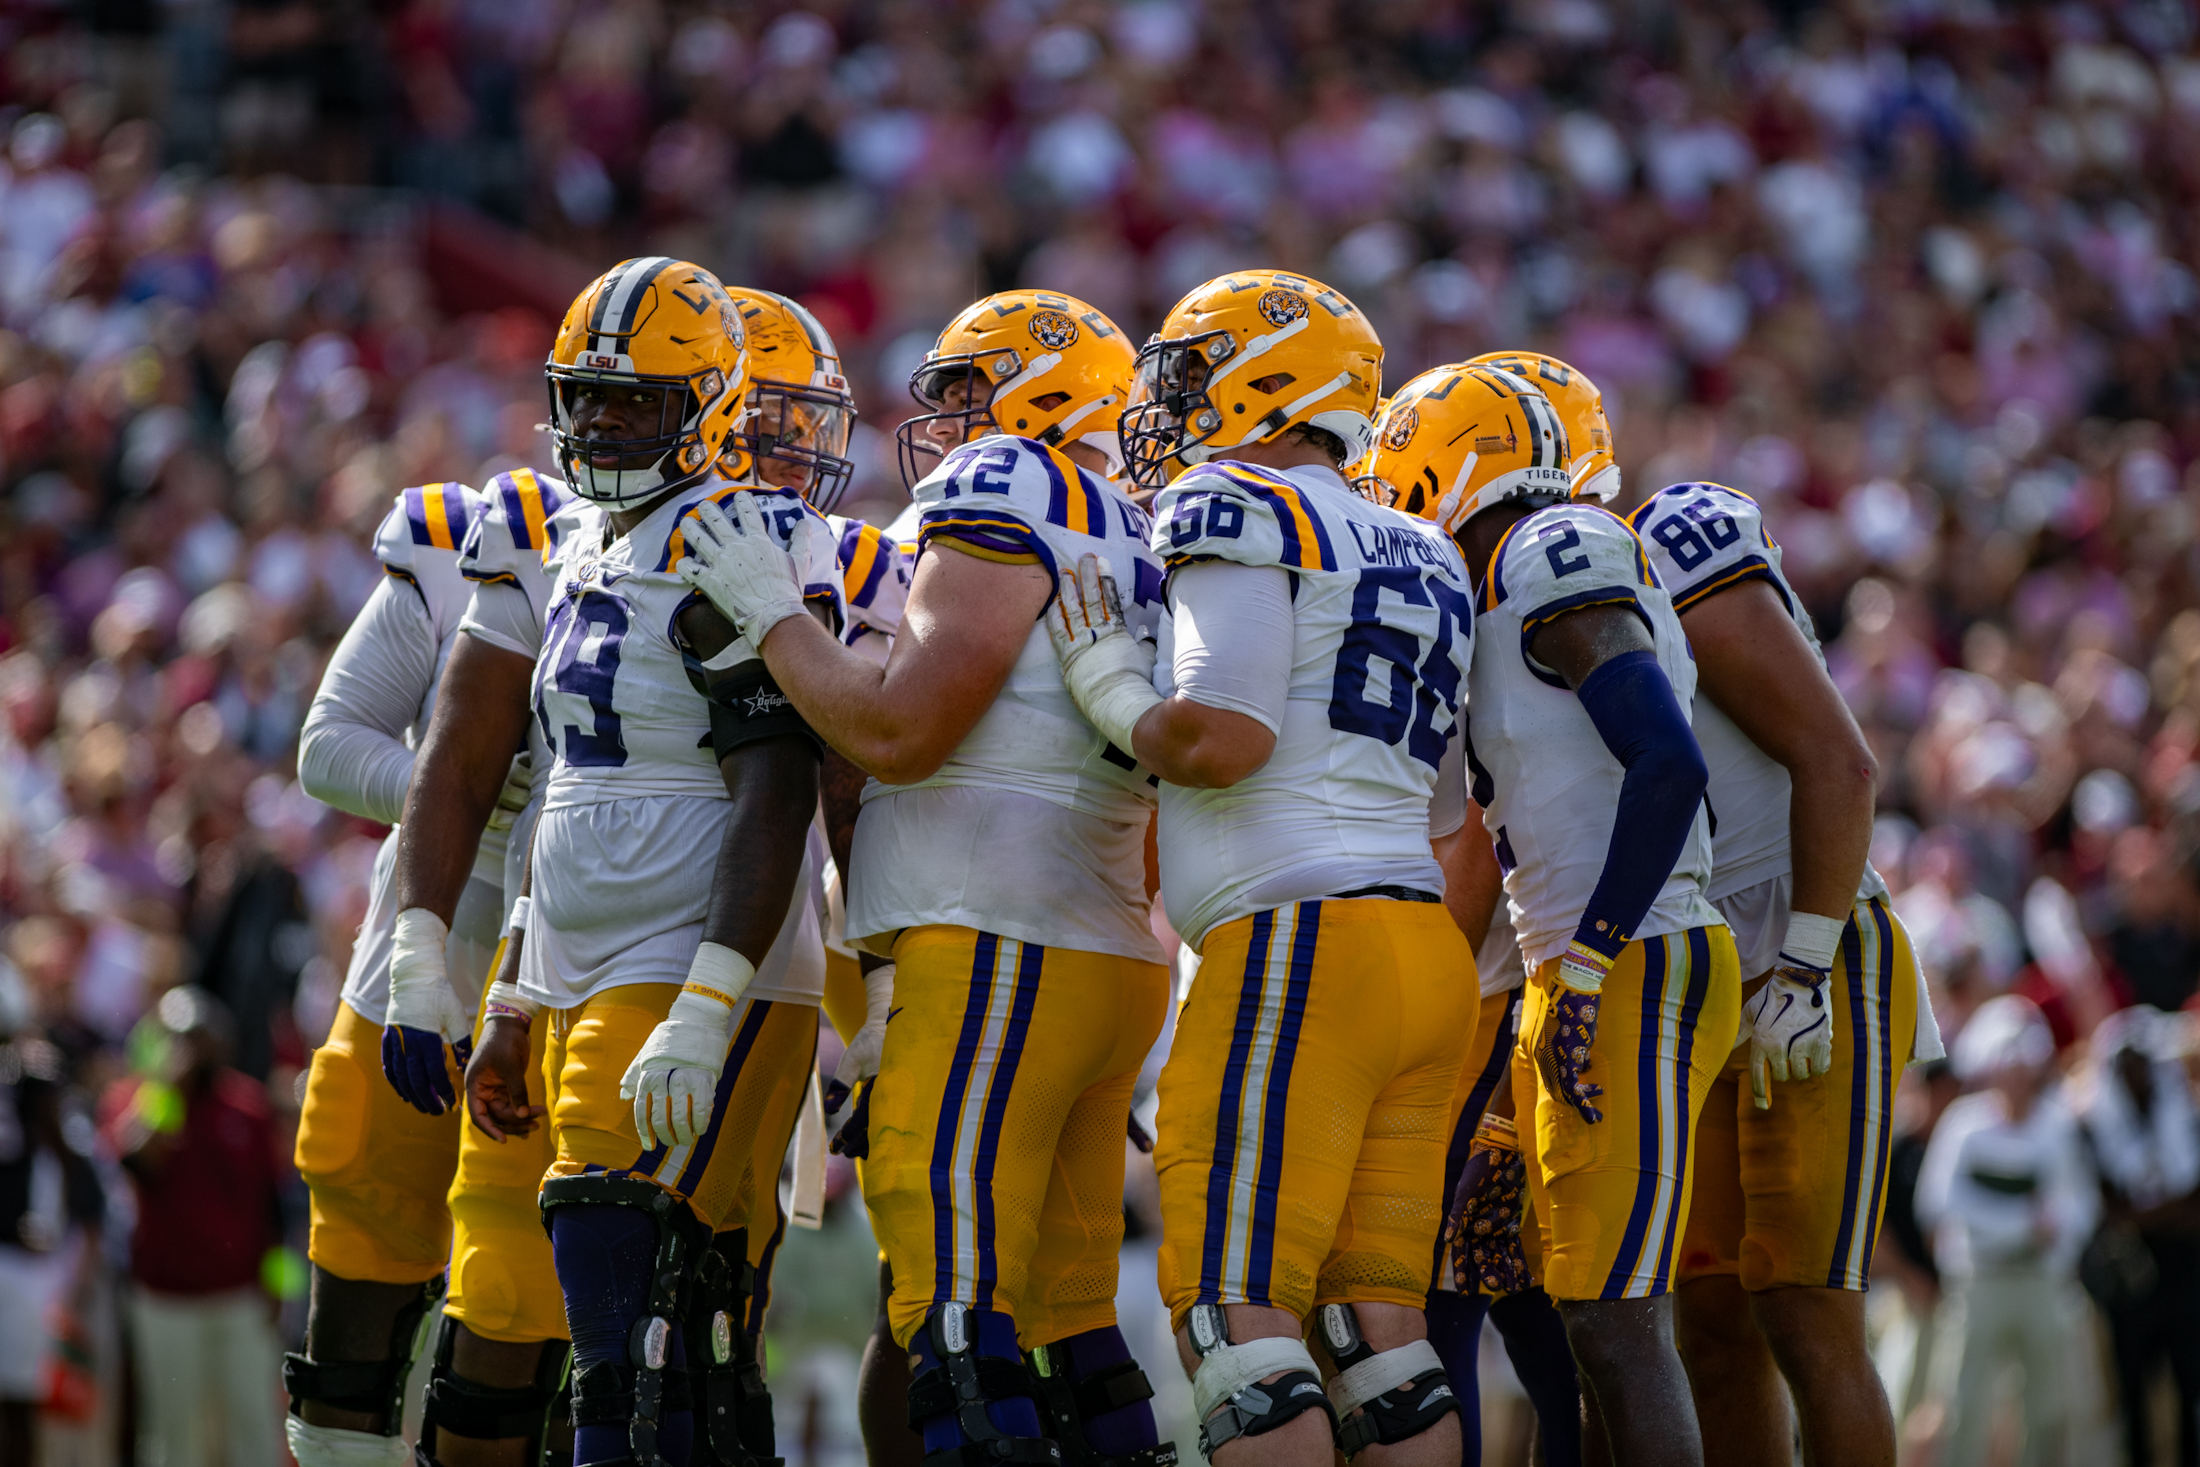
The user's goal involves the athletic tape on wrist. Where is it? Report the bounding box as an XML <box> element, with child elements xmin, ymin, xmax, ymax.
<box><xmin>1471</xmin><ymin>1115</ymin><xmax>1518</xmax><ymax>1152</ymax></box>
<box><xmin>685</xmin><ymin>941</ymin><xmax>756</xmax><ymax>1006</ymax></box>
<box><xmin>485</xmin><ymin>980</ymin><xmax>539</xmax><ymax>1021</ymax></box>
<box><xmin>504</xmin><ymin>896</ymin><xmax>530</xmax><ymax>935</ymax></box>
<box><xmin>1779</xmin><ymin>910</ymin><xmax>1847</xmax><ymax>972</ymax></box>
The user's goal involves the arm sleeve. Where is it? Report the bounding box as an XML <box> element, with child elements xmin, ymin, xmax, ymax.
<box><xmin>298</xmin><ymin>576</ymin><xmax>435</xmax><ymax>823</ymax></box>
<box><xmin>1167</xmin><ymin>561</ymin><xmax>1294</xmax><ymax>733</ymax></box>
<box><xmin>1570</xmin><ymin>648</ymin><xmax>1709</xmax><ymax>960</ymax></box>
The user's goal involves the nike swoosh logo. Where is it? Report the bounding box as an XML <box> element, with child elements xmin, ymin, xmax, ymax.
<box><xmin>886</xmin><ymin>1007</ymin><xmax>904</xmax><ymax>1023</ymax></box>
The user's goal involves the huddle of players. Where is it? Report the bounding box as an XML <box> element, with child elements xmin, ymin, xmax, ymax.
<box><xmin>283</xmin><ymin>255</ymin><xmax>1942</xmax><ymax>1467</ymax></box>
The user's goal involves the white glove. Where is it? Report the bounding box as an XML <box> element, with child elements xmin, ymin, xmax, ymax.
<box><xmin>675</xmin><ymin>494</ymin><xmax>810</xmax><ymax>646</ymax></box>
<box><xmin>386</xmin><ymin>907</ymin><xmax>472</xmax><ymax>1044</ymax></box>
<box><xmin>1045</xmin><ymin>553</ymin><xmax>1161</xmax><ymax>754</ymax></box>
<box><xmin>826</xmin><ymin>962</ymin><xmax>895</xmax><ymax>1113</ymax></box>
<box><xmin>622</xmin><ymin>942</ymin><xmax>755</xmax><ymax>1148</ymax></box>
<box><xmin>1745</xmin><ymin>964</ymin><xmax>1835</xmax><ymax>1109</ymax></box>
<box><xmin>485</xmin><ymin>751</ymin><xmax>533</xmax><ymax>833</ymax></box>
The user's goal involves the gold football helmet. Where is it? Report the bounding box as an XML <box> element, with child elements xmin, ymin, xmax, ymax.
<box><xmin>896</xmin><ymin>290</ymin><xmax>1136</xmax><ymax>488</ymax></box>
<box><xmin>547</xmin><ymin>257</ymin><xmax>747</xmax><ymax>509</ymax></box>
<box><xmin>1119</xmin><ymin>269</ymin><xmax>1382</xmax><ymax>489</ymax></box>
<box><xmin>722</xmin><ymin>288</ymin><xmax>858</xmax><ymax>512</ymax></box>
<box><xmin>1466</xmin><ymin>351</ymin><xmax>1618</xmax><ymax>502</ymax></box>
<box><xmin>1358</xmin><ymin>363</ymin><xmax>1571</xmax><ymax>535</ymax></box>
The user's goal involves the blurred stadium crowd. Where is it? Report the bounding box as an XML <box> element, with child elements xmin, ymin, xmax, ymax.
<box><xmin>5</xmin><ymin>0</ymin><xmax>2200</xmax><ymax>1462</ymax></box>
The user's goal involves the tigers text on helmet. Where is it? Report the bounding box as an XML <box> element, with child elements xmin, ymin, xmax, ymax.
<box><xmin>895</xmin><ymin>290</ymin><xmax>1135</xmax><ymax>489</ymax></box>
<box><xmin>547</xmin><ymin>257</ymin><xmax>748</xmax><ymax>511</ymax></box>
<box><xmin>1119</xmin><ymin>270</ymin><xmax>1382</xmax><ymax>490</ymax></box>
<box><xmin>1465</xmin><ymin>351</ymin><xmax>1620</xmax><ymax>503</ymax></box>
<box><xmin>722</xmin><ymin>288</ymin><xmax>858</xmax><ymax>512</ymax></box>
<box><xmin>1357</xmin><ymin>363</ymin><xmax>1571</xmax><ymax>536</ymax></box>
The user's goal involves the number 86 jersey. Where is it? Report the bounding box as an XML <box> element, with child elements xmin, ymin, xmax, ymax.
<box><xmin>1149</xmin><ymin>462</ymin><xmax>1472</xmax><ymax>950</ymax></box>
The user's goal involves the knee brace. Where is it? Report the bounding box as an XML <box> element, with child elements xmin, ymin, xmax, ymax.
<box><xmin>1313</xmin><ymin>1305</ymin><xmax>1458</xmax><ymax>1458</ymax></box>
<box><xmin>686</xmin><ymin>1228</ymin><xmax>782</xmax><ymax>1467</ymax></box>
<box><xmin>906</xmin><ymin>1303</ymin><xmax>1061</xmax><ymax>1467</ymax></box>
<box><xmin>283</xmin><ymin>1277</ymin><xmax>443</xmax><ymax>1431</ymax></box>
<box><xmin>1026</xmin><ymin>1335</ymin><xmax>1176</xmax><ymax>1467</ymax></box>
<box><xmin>541</xmin><ymin>1174</ymin><xmax>712</xmax><ymax>1467</ymax></box>
<box><xmin>1183</xmin><ymin>1305</ymin><xmax>1332</xmax><ymax>1460</ymax></box>
<box><xmin>417</xmin><ymin>1316</ymin><xmax>572</xmax><ymax>1467</ymax></box>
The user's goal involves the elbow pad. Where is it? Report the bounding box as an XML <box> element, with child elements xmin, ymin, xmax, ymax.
<box><xmin>1571</xmin><ymin>649</ymin><xmax>1707</xmax><ymax>960</ymax></box>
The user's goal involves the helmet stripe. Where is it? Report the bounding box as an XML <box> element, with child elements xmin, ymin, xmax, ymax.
<box><xmin>589</xmin><ymin>256</ymin><xmax>677</xmax><ymax>350</ymax></box>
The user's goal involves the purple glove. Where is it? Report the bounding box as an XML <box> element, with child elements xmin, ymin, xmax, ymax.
<box><xmin>1446</xmin><ymin>1121</ymin><xmax>1530</xmax><ymax>1296</ymax></box>
<box><xmin>381</xmin><ymin>1025</ymin><xmax>472</xmax><ymax>1117</ymax></box>
<box><xmin>1534</xmin><ymin>986</ymin><xmax>1604</xmax><ymax>1125</ymax></box>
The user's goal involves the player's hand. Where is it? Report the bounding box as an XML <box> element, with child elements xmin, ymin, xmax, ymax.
<box><xmin>1745</xmin><ymin>962</ymin><xmax>1835</xmax><ymax>1109</ymax></box>
<box><xmin>829</xmin><ymin>1079</ymin><xmax>874</xmax><ymax>1160</ymax></box>
<box><xmin>484</xmin><ymin>751</ymin><xmax>533</xmax><ymax>833</ymax></box>
<box><xmin>825</xmin><ymin>962</ymin><xmax>894</xmax><ymax>1115</ymax></box>
<box><xmin>1446</xmin><ymin>1116</ymin><xmax>1530</xmax><ymax>1296</ymax></box>
<box><xmin>464</xmin><ymin>1015</ymin><xmax>544</xmax><ymax>1141</ymax></box>
<box><xmin>382</xmin><ymin>908</ymin><xmax>475</xmax><ymax>1115</ymax></box>
<box><xmin>1535</xmin><ymin>984</ymin><xmax>1604</xmax><ymax>1125</ymax></box>
<box><xmin>1045</xmin><ymin>553</ymin><xmax>1160</xmax><ymax>753</ymax></box>
<box><xmin>676</xmin><ymin>493</ymin><xmax>809</xmax><ymax>645</ymax></box>
<box><xmin>622</xmin><ymin>942</ymin><xmax>754</xmax><ymax>1148</ymax></box>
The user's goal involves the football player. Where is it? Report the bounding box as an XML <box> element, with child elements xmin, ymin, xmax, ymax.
<box><xmin>288</xmin><ymin>481</ymin><xmax>537</xmax><ymax>1467</ymax></box>
<box><xmin>1044</xmin><ymin>270</ymin><xmax>1478</xmax><ymax>1467</ymax></box>
<box><xmin>1365</xmin><ymin>362</ymin><xmax>1741</xmax><ymax>1467</ymax></box>
<box><xmin>672</xmin><ymin>289</ymin><xmax>1178</xmax><ymax>1467</ymax></box>
<box><xmin>1626</xmin><ymin>469</ymin><xmax>1940</xmax><ymax>1467</ymax></box>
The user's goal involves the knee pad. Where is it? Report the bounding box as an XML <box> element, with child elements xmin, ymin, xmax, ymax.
<box><xmin>283</xmin><ymin>1277</ymin><xmax>443</xmax><ymax>1431</ymax></box>
<box><xmin>686</xmin><ymin>1228</ymin><xmax>782</xmax><ymax>1467</ymax></box>
<box><xmin>1313</xmin><ymin>1305</ymin><xmax>1459</xmax><ymax>1459</ymax></box>
<box><xmin>541</xmin><ymin>1174</ymin><xmax>712</xmax><ymax>1467</ymax></box>
<box><xmin>417</xmin><ymin>1316</ymin><xmax>572</xmax><ymax>1467</ymax></box>
<box><xmin>906</xmin><ymin>1303</ymin><xmax>1061</xmax><ymax>1467</ymax></box>
<box><xmin>1183</xmin><ymin>1305</ymin><xmax>1332</xmax><ymax>1460</ymax></box>
<box><xmin>1026</xmin><ymin>1336</ymin><xmax>1176</xmax><ymax>1467</ymax></box>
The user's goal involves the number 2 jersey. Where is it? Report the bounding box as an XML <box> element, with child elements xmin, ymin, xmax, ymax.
<box><xmin>1150</xmin><ymin>461</ymin><xmax>1473</xmax><ymax>951</ymax></box>
<box><xmin>1440</xmin><ymin>501</ymin><xmax>1722</xmax><ymax>972</ymax></box>
<box><xmin>846</xmin><ymin>435</ymin><xmax>1168</xmax><ymax>964</ymax></box>
<box><xmin>459</xmin><ymin>472</ymin><xmax>843</xmax><ymax>1009</ymax></box>
<box><xmin>1630</xmin><ymin>482</ymin><xmax>1938</xmax><ymax>1055</ymax></box>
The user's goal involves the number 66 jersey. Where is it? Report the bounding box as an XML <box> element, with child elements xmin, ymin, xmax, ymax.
<box><xmin>1149</xmin><ymin>461</ymin><xmax>1473</xmax><ymax>949</ymax></box>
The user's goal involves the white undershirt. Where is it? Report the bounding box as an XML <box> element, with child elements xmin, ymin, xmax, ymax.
<box><xmin>297</xmin><ymin>576</ymin><xmax>433</xmax><ymax>825</ymax></box>
<box><xmin>1165</xmin><ymin>561</ymin><xmax>1295</xmax><ymax>731</ymax></box>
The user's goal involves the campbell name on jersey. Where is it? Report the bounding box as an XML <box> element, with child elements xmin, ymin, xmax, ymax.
<box><xmin>1151</xmin><ymin>461</ymin><xmax>1472</xmax><ymax>950</ymax></box>
<box><xmin>847</xmin><ymin>435</ymin><xmax>1165</xmax><ymax>963</ymax></box>
<box><xmin>516</xmin><ymin>475</ymin><xmax>840</xmax><ymax>1007</ymax></box>
<box><xmin>1463</xmin><ymin>501</ymin><xmax>1721</xmax><ymax>971</ymax></box>
<box><xmin>1629</xmin><ymin>482</ymin><xmax>1890</xmax><ymax>972</ymax></box>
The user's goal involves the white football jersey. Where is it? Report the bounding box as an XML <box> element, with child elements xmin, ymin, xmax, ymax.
<box><xmin>1462</xmin><ymin>501</ymin><xmax>1722</xmax><ymax>972</ymax></box>
<box><xmin>1149</xmin><ymin>461</ymin><xmax>1472</xmax><ymax>950</ymax></box>
<box><xmin>339</xmin><ymin>483</ymin><xmax>505</xmax><ymax>1022</ymax></box>
<box><xmin>511</xmin><ymin>476</ymin><xmax>842</xmax><ymax>1008</ymax></box>
<box><xmin>828</xmin><ymin>512</ymin><xmax>911</xmax><ymax>667</ymax></box>
<box><xmin>1630</xmin><ymin>484</ymin><xmax>1906</xmax><ymax>978</ymax></box>
<box><xmin>848</xmin><ymin>435</ymin><xmax>1166</xmax><ymax>964</ymax></box>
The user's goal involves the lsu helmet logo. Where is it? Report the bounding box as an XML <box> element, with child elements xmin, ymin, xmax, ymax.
<box><xmin>1257</xmin><ymin>288</ymin><xmax>1309</xmax><ymax>327</ymax></box>
<box><xmin>1027</xmin><ymin>309</ymin><xmax>1080</xmax><ymax>351</ymax></box>
<box><xmin>1381</xmin><ymin>405</ymin><xmax>1419</xmax><ymax>451</ymax></box>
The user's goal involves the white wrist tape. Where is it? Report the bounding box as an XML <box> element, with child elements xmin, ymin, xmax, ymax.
<box><xmin>1780</xmin><ymin>910</ymin><xmax>1847</xmax><ymax>972</ymax></box>
<box><xmin>1191</xmin><ymin>1337</ymin><xmax>1320</xmax><ymax>1423</ymax></box>
<box><xmin>505</xmin><ymin>896</ymin><xmax>531</xmax><ymax>935</ymax></box>
<box><xmin>861</xmin><ymin>963</ymin><xmax>895</xmax><ymax>1024</ymax></box>
<box><xmin>391</xmin><ymin>907</ymin><xmax>449</xmax><ymax>968</ymax></box>
<box><xmin>485</xmin><ymin>980</ymin><xmax>540</xmax><ymax>1019</ymax></box>
<box><xmin>1328</xmin><ymin>1339</ymin><xmax>1443</xmax><ymax>1417</ymax></box>
<box><xmin>1079</xmin><ymin>666</ymin><xmax>1164</xmax><ymax>758</ymax></box>
<box><xmin>682</xmin><ymin>941</ymin><xmax>757</xmax><ymax>1009</ymax></box>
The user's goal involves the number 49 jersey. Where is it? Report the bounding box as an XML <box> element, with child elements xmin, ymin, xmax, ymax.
<box><xmin>1150</xmin><ymin>462</ymin><xmax>1472</xmax><ymax>950</ymax></box>
<box><xmin>1463</xmin><ymin>502</ymin><xmax>1721</xmax><ymax>972</ymax></box>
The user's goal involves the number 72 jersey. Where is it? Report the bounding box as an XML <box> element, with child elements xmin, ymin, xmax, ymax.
<box><xmin>1149</xmin><ymin>461</ymin><xmax>1473</xmax><ymax>948</ymax></box>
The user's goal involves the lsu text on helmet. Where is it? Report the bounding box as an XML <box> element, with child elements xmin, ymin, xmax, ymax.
<box><xmin>1465</xmin><ymin>351</ymin><xmax>1620</xmax><ymax>503</ymax></box>
<box><xmin>547</xmin><ymin>257</ymin><xmax>748</xmax><ymax>511</ymax></box>
<box><xmin>1358</xmin><ymin>362</ymin><xmax>1571</xmax><ymax>536</ymax></box>
<box><xmin>722</xmin><ymin>288</ymin><xmax>859</xmax><ymax>513</ymax></box>
<box><xmin>895</xmin><ymin>290</ymin><xmax>1135</xmax><ymax>489</ymax></box>
<box><xmin>1118</xmin><ymin>269</ymin><xmax>1382</xmax><ymax>491</ymax></box>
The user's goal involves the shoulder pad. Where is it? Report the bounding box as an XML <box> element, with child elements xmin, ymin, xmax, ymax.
<box><xmin>376</xmin><ymin>483</ymin><xmax>480</xmax><ymax>575</ymax></box>
<box><xmin>1485</xmin><ymin>503</ymin><xmax>1657</xmax><ymax>628</ymax></box>
<box><xmin>833</xmin><ymin>515</ymin><xmax>910</xmax><ymax>634</ymax></box>
<box><xmin>664</xmin><ymin>485</ymin><xmax>846</xmax><ymax>629</ymax></box>
<box><xmin>462</xmin><ymin>469</ymin><xmax>572</xmax><ymax>586</ymax></box>
<box><xmin>1627</xmin><ymin>482</ymin><xmax>1783</xmax><ymax>613</ymax></box>
<box><xmin>1152</xmin><ymin>462</ymin><xmax>1339</xmax><ymax>573</ymax></box>
<box><xmin>920</xmin><ymin>435</ymin><xmax>1118</xmax><ymax>532</ymax></box>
